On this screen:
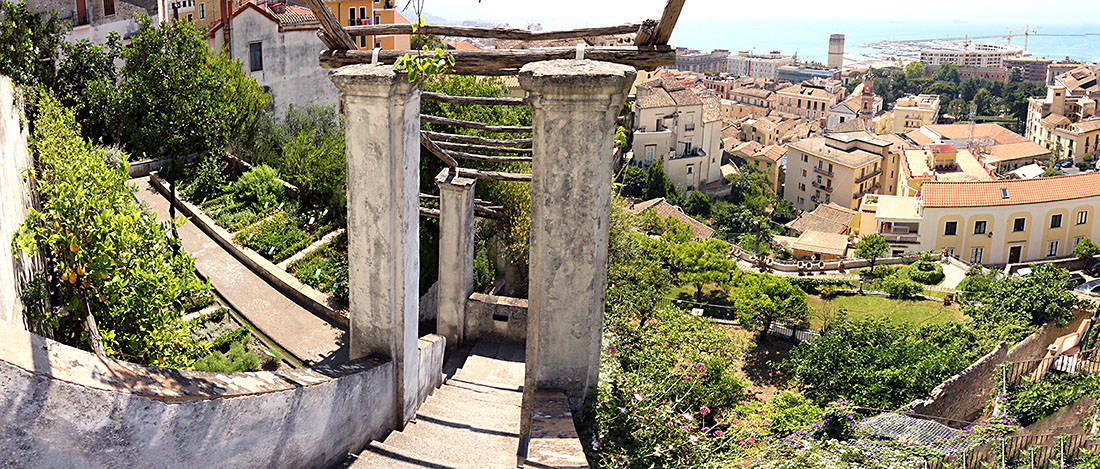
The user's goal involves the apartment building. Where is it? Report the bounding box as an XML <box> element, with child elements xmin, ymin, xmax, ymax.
<box><xmin>28</xmin><ymin>0</ymin><xmax>159</xmax><ymax>44</ymax></box>
<box><xmin>776</xmin><ymin>79</ymin><xmax>844</xmax><ymax>122</ymax></box>
<box><xmin>919</xmin><ymin>41</ymin><xmax>1024</xmax><ymax>68</ymax></box>
<box><xmin>1026</xmin><ymin>66</ymin><xmax>1100</xmax><ymax>160</ymax></box>
<box><xmin>674</xmin><ymin>48</ymin><xmax>731</xmax><ymax>73</ymax></box>
<box><xmin>784</xmin><ymin>132</ymin><xmax>891</xmax><ymax>211</ymax></box>
<box><xmin>904</xmin><ymin>123</ymin><xmax>1049</xmax><ymax>175</ymax></box>
<box><xmin>727</xmin><ymin>141</ymin><xmax>785</xmax><ymax>193</ymax></box>
<box><xmin>631</xmin><ymin>79</ymin><xmax>724</xmax><ymax>195</ymax></box>
<box><xmin>202</xmin><ymin>0</ymin><xmax>408</xmax><ymax>51</ymax></box>
<box><xmin>858</xmin><ymin>172</ymin><xmax>1100</xmax><ymax>264</ymax></box>
<box><xmin>776</xmin><ymin>64</ymin><xmax>839</xmax><ymax>84</ymax></box>
<box><xmin>1003</xmin><ymin>56</ymin><xmax>1053</xmax><ymax>82</ymax></box>
<box><xmin>888</xmin><ymin>94</ymin><xmax>941</xmax><ymax>133</ymax></box>
<box><xmin>726</xmin><ymin>51</ymin><xmax>794</xmax><ymax>80</ymax></box>
<box><xmin>739</xmin><ymin>114</ymin><xmax>816</xmax><ymax>146</ymax></box>
<box><xmin>727</xmin><ymin>86</ymin><xmax>775</xmax><ymax>115</ymax></box>
<box><xmin>825</xmin><ymin>80</ymin><xmax>882</xmax><ymax>132</ymax></box>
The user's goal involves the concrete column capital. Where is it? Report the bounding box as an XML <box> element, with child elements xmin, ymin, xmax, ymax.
<box><xmin>435</xmin><ymin>169</ymin><xmax>477</xmax><ymax>192</ymax></box>
<box><xmin>330</xmin><ymin>64</ymin><xmax>418</xmax><ymax>99</ymax></box>
<box><xmin>519</xmin><ymin>59</ymin><xmax>636</xmax><ymax>105</ymax></box>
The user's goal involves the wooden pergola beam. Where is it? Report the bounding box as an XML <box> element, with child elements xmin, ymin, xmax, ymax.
<box><xmin>421</xmin><ymin>130</ymin><xmax>532</xmax><ymax>147</ymax></box>
<box><xmin>319</xmin><ymin>46</ymin><xmax>675</xmax><ymax>72</ymax></box>
<box><xmin>421</xmin><ymin>114</ymin><xmax>532</xmax><ymax>133</ymax></box>
<box><xmin>441</xmin><ymin>149</ymin><xmax>532</xmax><ymax>163</ymax></box>
<box><xmin>421</xmin><ymin>91</ymin><xmax>526</xmax><ymax>106</ymax></box>
<box><xmin>420</xmin><ymin>134</ymin><xmax>458</xmax><ymax>168</ymax></box>
<box><xmin>303</xmin><ymin>0</ymin><xmax>357</xmax><ymax>50</ymax></box>
<box><xmin>652</xmin><ymin>0</ymin><xmax>686</xmax><ymax>45</ymax></box>
<box><xmin>457</xmin><ymin>168</ymin><xmax>532</xmax><ymax>182</ymax></box>
<box><xmin>344</xmin><ymin>23</ymin><xmax>640</xmax><ymax>40</ymax></box>
<box><xmin>435</xmin><ymin>141</ymin><xmax>533</xmax><ymax>155</ymax></box>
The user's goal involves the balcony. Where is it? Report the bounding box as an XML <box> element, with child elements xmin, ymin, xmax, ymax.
<box><xmin>855</xmin><ymin>169</ymin><xmax>882</xmax><ymax>184</ymax></box>
<box><xmin>813</xmin><ymin>166</ymin><xmax>834</xmax><ymax>177</ymax></box>
<box><xmin>853</xmin><ymin>184</ymin><xmax>880</xmax><ymax>199</ymax></box>
<box><xmin>811</xmin><ymin>180</ymin><xmax>832</xmax><ymax>192</ymax></box>
<box><xmin>810</xmin><ymin>195</ymin><xmax>829</xmax><ymax>204</ymax></box>
<box><xmin>881</xmin><ymin>233</ymin><xmax>920</xmax><ymax>244</ymax></box>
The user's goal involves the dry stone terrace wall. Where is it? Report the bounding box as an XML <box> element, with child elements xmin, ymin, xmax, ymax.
<box><xmin>904</xmin><ymin>310</ymin><xmax>1092</xmax><ymax>424</ymax></box>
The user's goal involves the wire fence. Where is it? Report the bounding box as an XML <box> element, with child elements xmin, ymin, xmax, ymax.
<box><xmin>1002</xmin><ymin>347</ymin><xmax>1100</xmax><ymax>386</ymax></box>
<box><xmin>926</xmin><ymin>432</ymin><xmax>1098</xmax><ymax>469</ymax></box>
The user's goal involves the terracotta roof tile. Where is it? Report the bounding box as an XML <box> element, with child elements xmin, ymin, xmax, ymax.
<box><xmin>629</xmin><ymin>198</ymin><xmax>715</xmax><ymax>240</ymax></box>
<box><xmin>922</xmin><ymin>172</ymin><xmax>1100</xmax><ymax>208</ymax></box>
<box><xmin>923</xmin><ymin>123</ymin><xmax>1027</xmax><ymax>145</ymax></box>
<box><xmin>980</xmin><ymin>141</ymin><xmax>1051</xmax><ymax>163</ymax></box>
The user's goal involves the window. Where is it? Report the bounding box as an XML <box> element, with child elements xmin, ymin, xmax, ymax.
<box><xmin>644</xmin><ymin>145</ymin><xmax>655</xmax><ymax>163</ymax></box>
<box><xmin>359</xmin><ymin>6</ymin><xmax>366</xmax><ymax>21</ymax></box>
<box><xmin>348</xmin><ymin>7</ymin><xmax>355</xmax><ymax>25</ymax></box>
<box><xmin>1048</xmin><ymin>240</ymin><xmax>1060</xmax><ymax>257</ymax></box>
<box><xmin>686</xmin><ymin>165</ymin><xmax>693</xmax><ymax>174</ymax></box>
<box><xmin>1013</xmin><ymin>218</ymin><xmax>1025</xmax><ymax>232</ymax></box>
<box><xmin>802</xmin><ymin>154</ymin><xmax>808</xmax><ymax>163</ymax></box>
<box><xmin>374</xmin><ymin>15</ymin><xmax>380</xmax><ymax>25</ymax></box>
<box><xmin>799</xmin><ymin>183</ymin><xmax>806</xmax><ymax>191</ymax></box>
<box><xmin>685</xmin><ymin>113</ymin><xmax>695</xmax><ymax>131</ymax></box>
<box><xmin>797</xmin><ymin>197</ymin><xmax>805</xmax><ymax>205</ymax></box>
<box><xmin>1078</xmin><ymin>210</ymin><xmax>1088</xmax><ymax>225</ymax></box>
<box><xmin>103</xmin><ymin>0</ymin><xmax>115</xmax><ymax>16</ymax></box>
<box><xmin>198</xmin><ymin>2</ymin><xmax>204</xmax><ymax>19</ymax></box>
<box><xmin>802</xmin><ymin>169</ymin><xmax>807</xmax><ymax>177</ymax></box>
<box><xmin>944</xmin><ymin>221</ymin><xmax>957</xmax><ymax>236</ymax></box>
<box><xmin>1050</xmin><ymin>213</ymin><xmax>1063</xmax><ymax>229</ymax></box>
<box><xmin>249</xmin><ymin>42</ymin><xmax>263</xmax><ymax>72</ymax></box>
<box><xmin>970</xmin><ymin>247</ymin><xmax>984</xmax><ymax>264</ymax></box>
<box><xmin>973</xmin><ymin>220</ymin><xmax>987</xmax><ymax>235</ymax></box>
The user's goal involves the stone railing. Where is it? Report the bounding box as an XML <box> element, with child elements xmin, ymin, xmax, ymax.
<box><xmin>0</xmin><ymin>323</ymin><xmax>447</xmax><ymax>467</ymax></box>
<box><xmin>731</xmin><ymin>245</ymin><xmax>939</xmax><ymax>273</ymax></box>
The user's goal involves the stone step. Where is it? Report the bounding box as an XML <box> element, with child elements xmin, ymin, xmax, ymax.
<box><xmin>384</xmin><ymin>429</ymin><xmax>518</xmax><ymax>468</ymax></box>
<box><xmin>435</xmin><ymin>382</ymin><xmax>523</xmax><ymax>407</ymax></box>
<box><xmin>451</xmin><ymin>361</ymin><xmax>524</xmax><ymax>387</ymax></box>
<box><xmin>415</xmin><ymin>400</ymin><xmax>521</xmax><ymax>433</ymax></box>
<box><xmin>418</xmin><ymin>387</ymin><xmax>521</xmax><ymax>418</ymax></box>
<box><xmin>348</xmin><ymin>441</ymin><xmax>453</xmax><ymax>468</ymax></box>
<box><xmin>439</xmin><ymin>379</ymin><xmax>523</xmax><ymax>402</ymax></box>
<box><xmin>400</xmin><ymin>419</ymin><xmax>520</xmax><ymax>452</ymax></box>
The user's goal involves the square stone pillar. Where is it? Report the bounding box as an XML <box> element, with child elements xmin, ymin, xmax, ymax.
<box><xmin>435</xmin><ymin>169</ymin><xmax>476</xmax><ymax>347</ymax></box>
<box><xmin>519</xmin><ymin>60</ymin><xmax>636</xmax><ymax>409</ymax></box>
<box><xmin>331</xmin><ymin>64</ymin><xmax>420</xmax><ymax>426</ymax></box>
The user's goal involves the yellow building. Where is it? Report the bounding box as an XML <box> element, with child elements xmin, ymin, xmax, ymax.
<box><xmin>890</xmin><ymin>94</ymin><xmax>940</xmax><ymax>132</ymax></box>
<box><xmin>199</xmin><ymin>0</ymin><xmax>409</xmax><ymax>51</ymax></box>
<box><xmin>727</xmin><ymin>141</ymin><xmax>785</xmax><ymax>192</ymax></box>
<box><xmin>898</xmin><ymin>144</ymin><xmax>994</xmax><ymax>197</ymax></box>
<box><xmin>784</xmin><ymin>132</ymin><xmax>892</xmax><ymax>212</ymax></box>
<box><xmin>775</xmin><ymin>79</ymin><xmax>844</xmax><ymax>122</ymax></box>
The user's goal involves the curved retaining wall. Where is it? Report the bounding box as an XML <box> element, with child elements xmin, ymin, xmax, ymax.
<box><xmin>0</xmin><ymin>325</ymin><xmax>396</xmax><ymax>468</ymax></box>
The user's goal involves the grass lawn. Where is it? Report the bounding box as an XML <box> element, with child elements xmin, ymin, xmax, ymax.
<box><xmin>806</xmin><ymin>293</ymin><xmax>968</xmax><ymax>330</ymax></box>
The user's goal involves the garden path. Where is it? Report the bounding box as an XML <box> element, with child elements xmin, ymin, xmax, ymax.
<box><xmin>131</xmin><ymin>177</ymin><xmax>347</xmax><ymax>367</ymax></box>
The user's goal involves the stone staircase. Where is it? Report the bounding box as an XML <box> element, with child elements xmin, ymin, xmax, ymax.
<box><xmin>346</xmin><ymin>341</ymin><xmax>526</xmax><ymax>468</ymax></box>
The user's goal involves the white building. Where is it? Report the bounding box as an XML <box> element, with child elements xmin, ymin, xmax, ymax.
<box><xmin>919</xmin><ymin>41</ymin><xmax>1024</xmax><ymax>68</ymax></box>
<box><xmin>630</xmin><ymin>79</ymin><xmax>725</xmax><ymax>196</ymax></box>
<box><xmin>27</xmin><ymin>0</ymin><xmax>160</xmax><ymax>44</ymax></box>
<box><xmin>726</xmin><ymin>51</ymin><xmax>794</xmax><ymax>80</ymax></box>
<box><xmin>211</xmin><ymin>2</ymin><xmax>338</xmax><ymax>116</ymax></box>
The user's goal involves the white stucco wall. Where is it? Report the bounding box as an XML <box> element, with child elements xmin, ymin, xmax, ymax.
<box><xmin>0</xmin><ymin>77</ymin><xmax>41</xmax><ymax>328</ymax></box>
<box><xmin>230</xmin><ymin>9</ymin><xmax>338</xmax><ymax>116</ymax></box>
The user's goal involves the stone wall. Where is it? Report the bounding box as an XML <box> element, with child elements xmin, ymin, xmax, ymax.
<box><xmin>1023</xmin><ymin>395</ymin><xmax>1095</xmax><ymax>436</ymax></box>
<box><xmin>465</xmin><ymin>293</ymin><xmax>527</xmax><ymax>344</ymax></box>
<box><xmin>0</xmin><ymin>324</ymin><xmax>418</xmax><ymax>468</ymax></box>
<box><xmin>0</xmin><ymin>76</ymin><xmax>41</xmax><ymax>328</ymax></box>
<box><xmin>904</xmin><ymin>310</ymin><xmax>1092</xmax><ymax>424</ymax></box>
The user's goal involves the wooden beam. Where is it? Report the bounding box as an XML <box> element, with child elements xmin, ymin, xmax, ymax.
<box><xmin>419</xmin><ymin>204</ymin><xmax>505</xmax><ymax>220</ymax></box>
<box><xmin>652</xmin><ymin>0</ymin><xmax>686</xmax><ymax>45</ymax></box>
<box><xmin>419</xmin><ymin>193</ymin><xmax>502</xmax><ymax>207</ymax></box>
<box><xmin>443</xmin><ymin>149</ymin><xmax>532</xmax><ymax>163</ymax></box>
<box><xmin>421</xmin><ymin>91</ymin><xmax>526</xmax><ymax>106</ymax></box>
<box><xmin>421</xmin><ymin>114</ymin><xmax>532</xmax><ymax>133</ymax></box>
<box><xmin>634</xmin><ymin>19</ymin><xmax>658</xmax><ymax>46</ymax></box>
<box><xmin>420</xmin><ymin>134</ymin><xmax>459</xmax><ymax>168</ymax></box>
<box><xmin>419</xmin><ymin>206</ymin><xmax>441</xmax><ymax>219</ymax></box>
<box><xmin>319</xmin><ymin>46</ymin><xmax>676</xmax><ymax>72</ymax></box>
<box><xmin>344</xmin><ymin>23</ymin><xmax>640</xmax><ymax>41</ymax></box>
<box><xmin>421</xmin><ymin>130</ymin><xmax>532</xmax><ymax>147</ymax></box>
<box><xmin>457</xmin><ymin>168</ymin><xmax>532</xmax><ymax>182</ymax></box>
<box><xmin>435</xmin><ymin>141</ymin><xmax>533</xmax><ymax>155</ymax></box>
<box><xmin>303</xmin><ymin>0</ymin><xmax>357</xmax><ymax>50</ymax></box>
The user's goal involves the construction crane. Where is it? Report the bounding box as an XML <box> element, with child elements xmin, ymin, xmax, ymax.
<box><xmin>1005</xmin><ymin>25</ymin><xmax>1038</xmax><ymax>50</ymax></box>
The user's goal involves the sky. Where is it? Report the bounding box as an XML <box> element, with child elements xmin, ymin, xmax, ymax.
<box><xmin>411</xmin><ymin>0</ymin><xmax>1099</xmax><ymax>32</ymax></box>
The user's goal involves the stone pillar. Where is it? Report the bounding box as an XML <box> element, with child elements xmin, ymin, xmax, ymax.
<box><xmin>331</xmin><ymin>64</ymin><xmax>420</xmax><ymax>426</ymax></box>
<box><xmin>435</xmin><ymin>169</ymin><xmax>476</xmax><ymax>347</ymax></box>
<box><xmin>519</xmin><ymin>60</ymin><xmax>636</xmax><ymax>409</ymax></box>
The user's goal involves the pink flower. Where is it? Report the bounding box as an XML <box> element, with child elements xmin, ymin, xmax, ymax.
<box><xmin>680</xmin><ymin>425</ymin><xmax>690</xmax><ymax>432</ymax></box>
<box><xmin>700</xmin><ymin>406</ymin><xmax>711</xmax><ymax>416</ymax></box>
<box><xmin>607</xmin><ymin>345</ymin><xmax>618</xmax><ymax>353</ymax></box>
<box><xmin>715</xmin><ymin>430</ymin><xmax>724</xmax><ymax>437</ymax></box>
<box><xmin>696</xmin><ymin>362</ymin><xmax>706</xmax><ymax>370</ymax></box>
<box><xmin>701</xmin><ymin>426</ymin><xmax>711</xmax><ymax>433</ymax></box>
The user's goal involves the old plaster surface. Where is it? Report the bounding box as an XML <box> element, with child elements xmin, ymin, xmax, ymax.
<box><xmin>520</xmin><ymin>59</ymin><xmax>635</xmax><ymax>406</ymax></box>
<box><xmin>0</xmin><ymin>76</ymin><xmax>40</xmax><ymax>328</ymax></box>
<box><xmin>0</xmin><ymin>324</ymin><xmax>395</xmax><ymax>468</ymax></box>
<box><xmin>132</xmin><ymin>177</ymin><xmax>347</xmax><ymax>366</ymax></box>
<box><xmin>435</xmin><ymin>169</ymin><xmax>476</xmax><ymax>348</ymax></box>
<box><xmin>332</xmin><ymin>64</ymin><xmax>421</xmax><ymax>424</ymax></box>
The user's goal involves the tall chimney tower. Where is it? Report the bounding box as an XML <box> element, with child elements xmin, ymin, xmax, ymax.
<box><xmin>828</xmin><ymin>34</ymin><xmax>845</xmax><ymax>68</ymax></box>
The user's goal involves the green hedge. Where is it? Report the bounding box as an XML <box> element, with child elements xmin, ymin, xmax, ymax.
<box><xmin>234</xmin><ymin>210</ymin><xmax>315</xmax><ymax>262</ymax></box>
<box><xmin>902</xmin><ymin>260</ymin><xmax>945</xmax><ymax>285</ymax></box>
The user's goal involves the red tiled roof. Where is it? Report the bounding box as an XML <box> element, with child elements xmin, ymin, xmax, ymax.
<box><xmin>629</xmin><ymin>198</ymin><xmax>715</xmax><ymax>240</ymax></box>
<box><xmin>922</xmin><ymin>172</ymin><xmax>1100</xmax><ymax>208</ymax></box>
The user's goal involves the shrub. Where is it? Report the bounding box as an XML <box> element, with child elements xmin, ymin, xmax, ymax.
<box><xmin>1075</xmin><ymin>237</ymin><xmax>1099</xmax><ymax>260</ymax></box>
<box><xmin>473</xmin><ymin>246</ymin><xmax>495</xmax><ymax>292</ymax></box>
<box><xmin>816</xmin><ymin>284</ymin><xmax>837</xmax><ymax>299</ymax></box>
<box><xmin>1004</xmin><ymin>372</ymin><xmax>1100</xmax><ymax>426</ymax></box>
<box><xmin>230</xmin><ymin>165</ymin><xmax>284</xmax><ymax>210</ymax></box>
<box><xmin>881</xmin><ymin>275</ymin><xmax>922</xmax><ymax>299</ymax></box>
<box><xmin>861</xmin><ymin>264</ymin><xmax>901</xmax><ymax>280</ymax></box>
<box><xmin>902</xmin><ymin>260</ymin><xmax>945</xmax><ymax>285</ymax></box>
<box><xmin>281</xmin><ymin>129</ymin><xmax>346</xmax><ymax>213</ymax></box>
<box><xmin>787</xmin><ymin>277</ymin><xmax>855</xmax><ymax>294</ymax></box>
<box><xmin>181</xmin><ymin>152</ymin><xmax>228</xmax><ymax>203</ymax></box>
<box><xmin>192</xmin><ymin>340</ymin><xmax>261</xmax><ymax>372</ymax></box>
<box><xmin>766</xmin><ymin>391</ymin><xmax>823</xmax><ymax>436</ymax></box>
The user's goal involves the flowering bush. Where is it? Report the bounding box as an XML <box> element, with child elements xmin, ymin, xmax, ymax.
<box><xmin>811</xmin><ymin>399</ymin><xmax>859</xmax><ymax>441</ymax></box>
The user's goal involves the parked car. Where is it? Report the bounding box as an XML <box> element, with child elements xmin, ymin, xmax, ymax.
<box><xmin>1087</xmin><ymin>262</ymin><xmax>1100</xmax><ymax>277</ymax></box>
<box><xmin>1058</xmin><ymin>160</ymin><xmax>1074</xmax><ymax>168</ymax></box>
<box><xmin>1068</xmin><ymin>273</ymin><xmax>1086</xmax><ymax>288</ymax></box>
<box><xmin>1076</xmin><ymin>278</ymin><xmax>1100</xmax><ymax>294</ymax></box>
